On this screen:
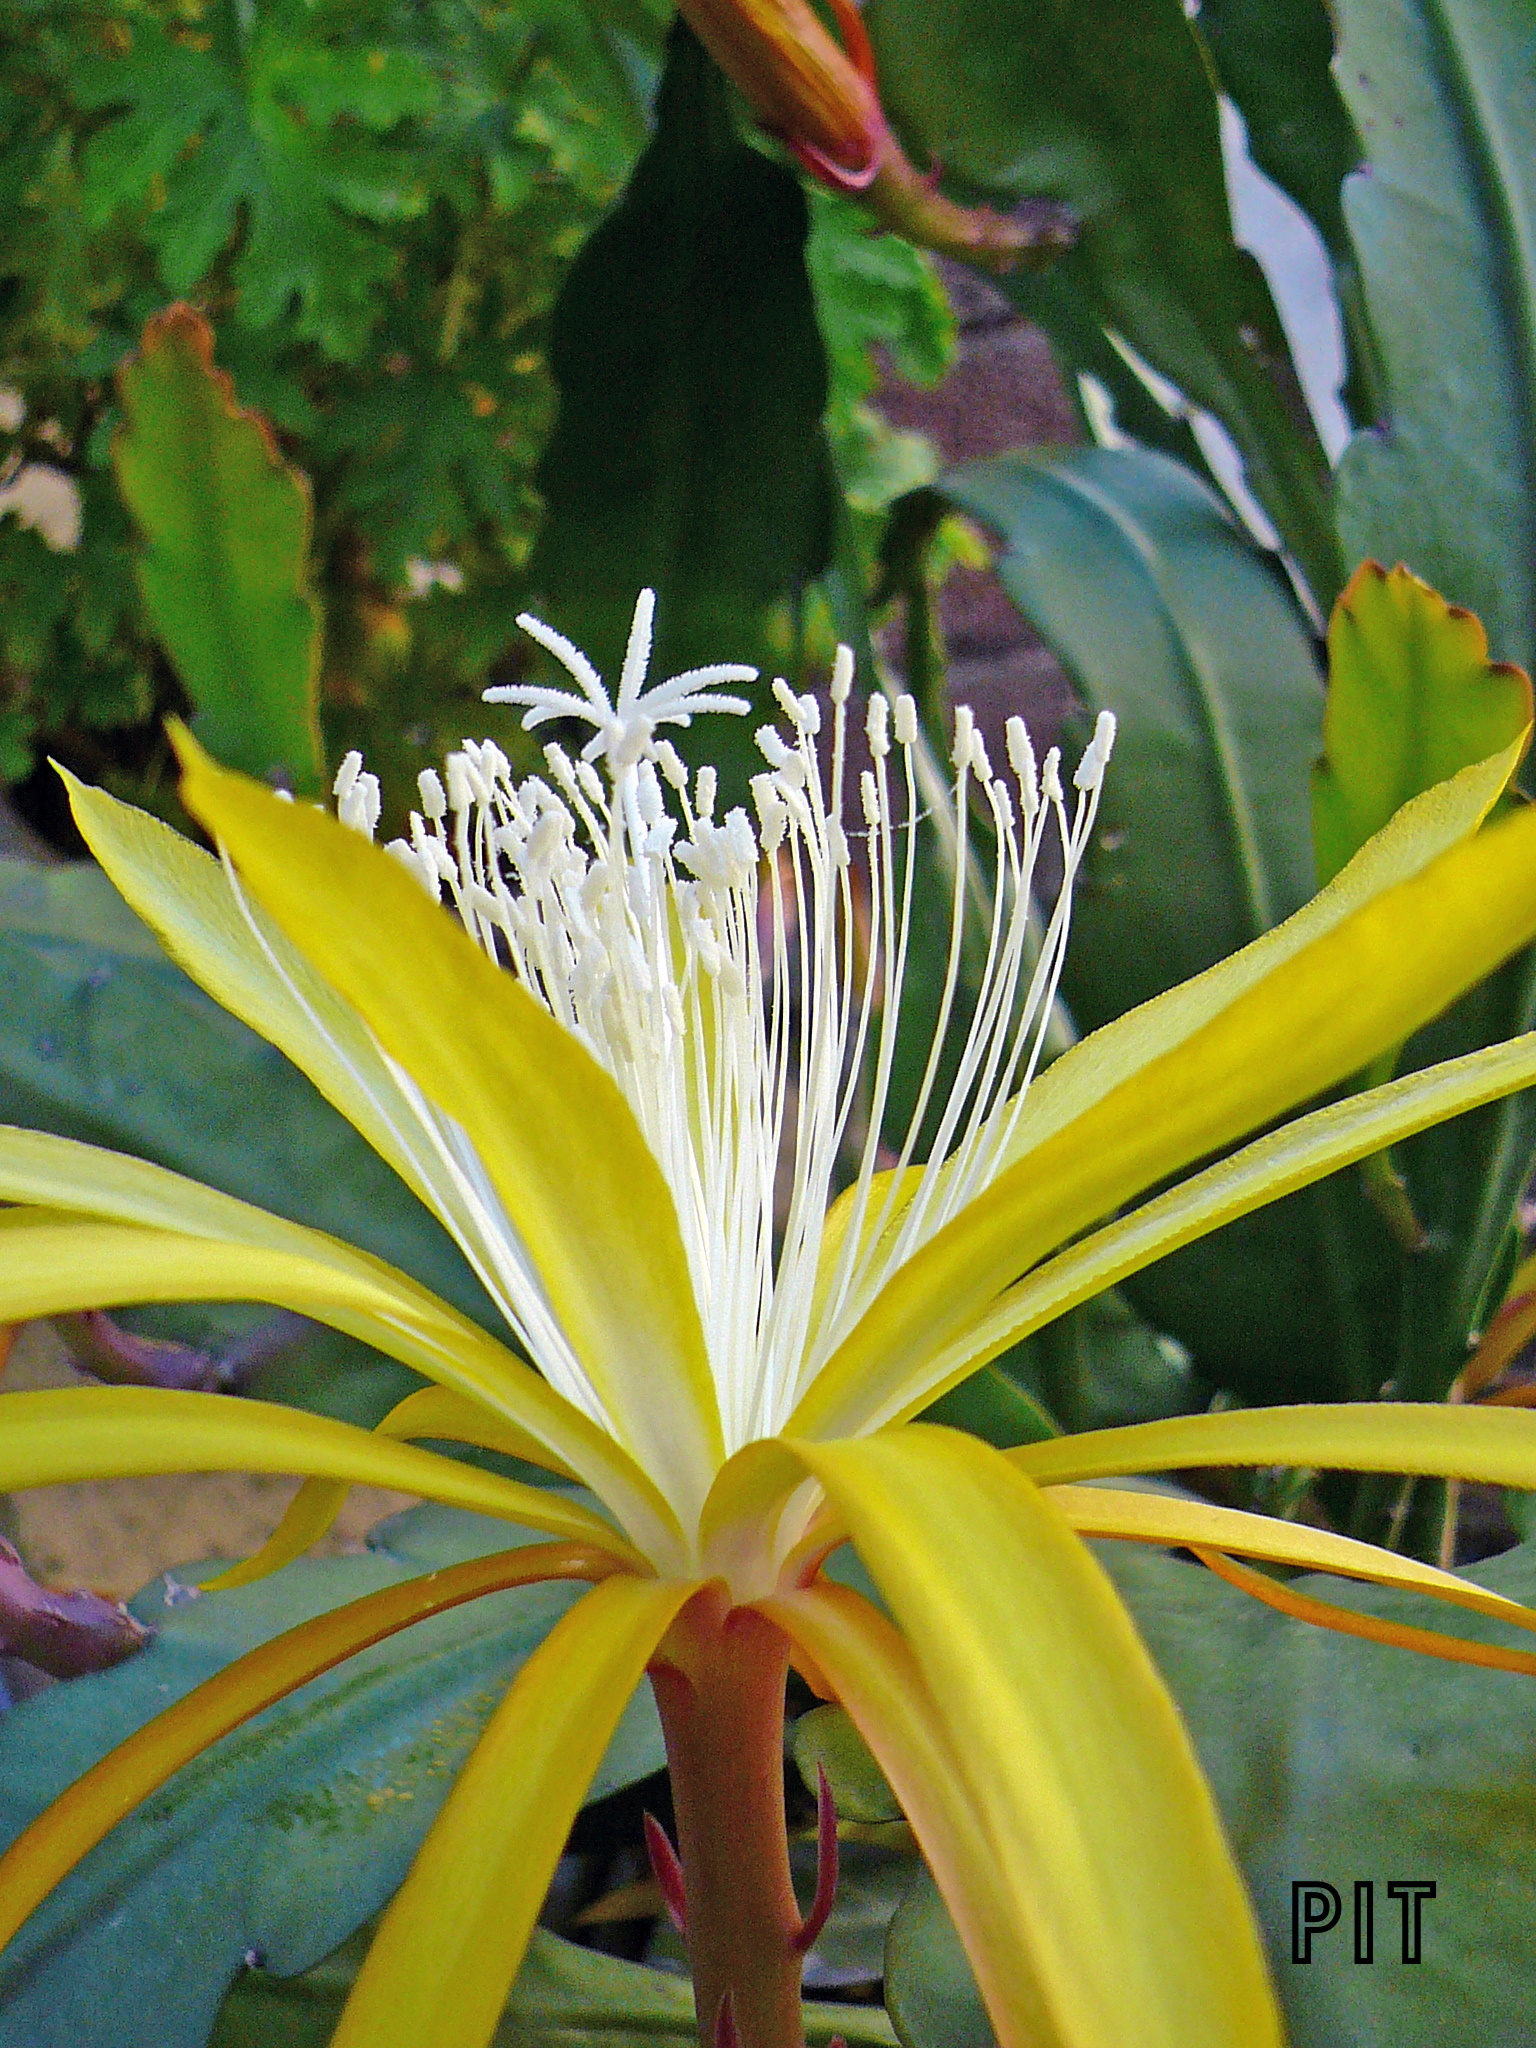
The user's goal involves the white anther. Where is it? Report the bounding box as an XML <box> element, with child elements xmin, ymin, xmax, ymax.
<box><xmin>772</xmin><ymin>679</ymin><xmax>804</xmax><ymax>726</ymax></box>
<box><xmin>894</xmin><ymin>695</ymin><xmax>918</xmax><ymax>746</ymax></box>
<box><xmin>951</xmin><ymin>705</ymin><xmax>977</xmax><ymax>773</ymax></box>
<box><xmin>655</xmin><ymin>741</ymin><xmax>689</xmax><ymax>792</ymax></box>
<box><xmin>867</xmin><ymin>694</ymin><xmax>890</xmax><ymax>757</ymax></box>
<box><xmin>861</xmin><ymin>770</ymin><xmax>881</xmax><ymax>828</ymax></box>
<box><xmin>752</xmin><ymin>774</ymin><xmax>788</xmax><ymax>852</ymax></box>
<box><xmin>695</xmin><ymin>765</ymin><xmax>717</xmax><ymax>820</ymax></box>
<box><xmin>756</xmin><ymin>726</ymin><xmax>794</xmax><ymax>771</ymax></box>
<box><xmin>797</xmin><ymin>692</ymin><xmax>821</xmax><ymax>736</ymax></box>
<box><xmin>1041</xmin><ymin>747</ymin><xmax>1064</xmax><ymax>806</ymax></box>
<box><xmin>830</xmin><ymin>645</ymin><xmax>854</xmax><ymax>705</ymax></box>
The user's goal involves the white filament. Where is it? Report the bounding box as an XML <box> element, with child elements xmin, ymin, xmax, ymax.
<box><xmin>339</xmin><ymin>591</ymin><xmax>1114</xmax><ymax>1455</ymax></box>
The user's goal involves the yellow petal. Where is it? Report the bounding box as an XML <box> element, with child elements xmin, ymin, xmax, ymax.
<box><xmin>1193</xmin><ymin>1546</ymin><xmax>1536</xmax><ymax>1678</ymax></box>
<box><xmin>764</xmin><ymin>1578</ymin><xmax>1057</xmax><ymax>2048</ymax></box>
<box><xmin>0</xmin><ymin>1384</ymin><xmax>623</xmax><ymax>1551</ymax></box>
<box><xmin>0</xmin><ymin>1541</ymin><xmax>619</xmax><ymax>1960</ymax></box>
<box><xmin>1012</xmin><ymin>1400</ymin><xmax>1536</xmax><ymax>1490</ymax></box>
<box><xmin>874</xmin><ymin>1025</ymin><xmax>1536</xmax><ymax>1423</ymax></box>
<box><xmin>331</xmin><ymin>1573</ymin><xmax>692</xmax><ymax>2048</ymax></box>
<box><xmin>204</xmin><ymin>1384</ymin><xmax>581</xmax><ymax>1591</ymax></box>
<box><xmin>174</xmin><ymin>730</ymin><xmax>722</xmax><ymax>1522</ymax></box>
<box><xmin>782</xmin><ymin>1427</ymin><xmax>1281</xmax><ymax>2048</ymax></box>
<box><xmin>62</xmin><ymin>772</ymin><xmax>459</xmax><ymax>1222</ymax></box>
<box><xmin>0</xmin><ymin>1146</ymin><xmax>679</xmax><ymax>1564</ymax></box>
<box><xmin>795</xmin><ymin>749</ymin><xmax>1536</xmax><ymax>1439</ymax></box>
<box><xmin>1051</xmin><ymin>1484</ymin><xmax>1536</xmax><ymax>1635</ymax></box>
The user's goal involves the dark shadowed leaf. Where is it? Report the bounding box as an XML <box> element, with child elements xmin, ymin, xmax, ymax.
<box><xmin>531</xmin><ymin>22</ymin><xmax>834</xmax><ymax>805</ymax></box>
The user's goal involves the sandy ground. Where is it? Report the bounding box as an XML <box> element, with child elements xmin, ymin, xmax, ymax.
<box><xmin>4</xmin><ymin>1323</ymin><xmax>418</xmax><ymax>1599</ymax></box>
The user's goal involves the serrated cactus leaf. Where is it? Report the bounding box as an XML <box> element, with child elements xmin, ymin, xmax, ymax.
<box><xmin>113</xmin><ymin>306</ymin><xmax>324</xmax><ymax>794</ymax></box>
<box><xmin>1313</xmin><ymin>561</ymin><xmax>1533</xmax><ymax>887</ymax></box>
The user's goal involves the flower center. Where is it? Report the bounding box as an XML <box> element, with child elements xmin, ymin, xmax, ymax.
<box><xmin>334</xmin><ymin>592</ymin><xmax>1113</xmax><ymax>1454</ymax></box>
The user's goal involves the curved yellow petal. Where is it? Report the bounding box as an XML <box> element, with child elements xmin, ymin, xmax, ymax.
<box><xmin>868</xmin><ymin>1026</ymin><xmax>1536</xmax><ymax>1426</ymax></box>
<box><xmin>62</xmin><ymin>770</ymin><xmax>460</xmax><ymax>1219</ymax></box>
<box><xmin>173</xmin><ymin>732</ymin><xmax>721</xmax><ymax>1522</ymax></box>
<box><xmin>0</xmin><ymin>1541</ymin><xmax>620</xmax><ymax>1960</ymax></box>
<box><xmin>0</xmin><ymin>1385</ymin><xmax>626</xmax><ymax>1553</ymax></box>
<box><xmin>204</xmin><ymin>1385</ymin><xmax>582</xmax><ymax>1591</ymax></box>
<box><xmin>331</xmin><ymin>1573</ymin><xmax>692</xmax><ymax>2048</ymax></box>
<box><xmin>1195</xmin><ymin>1547</ymin><xmax>1536</xmax><ymax>1680</ymax></box>
<box><xmin>764</xmin><ymin>1579</ymin><xmax>1057</xmax><ymax>2048</ymax></box>
<box><xmin>782</xmin><ymin>1427</ymin><xmax>1282</xmax><ymax>2048</ymax></box>
<box><xmin>1050</xmin><ymin>1485</ymin><xmax>1536</xmax><ymax>1635</ymax></box>
<box><xmin>795</xmin><ymin>767</ymin><xmax>1536</xmax><ymax>1440</ymax></box>
<box><xmin>0</xmin><ymin>1190</ymin><xmax>680</xmax><ymax>1566</ymax></box>
<box><xmin>1012</xmin><ymin>1400</ymin><xmax>1536</xmax><ymax>1490</ymax></box>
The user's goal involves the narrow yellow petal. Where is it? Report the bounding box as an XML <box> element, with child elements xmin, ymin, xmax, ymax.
<box><xmin>1012</xmin><ymin>1401</ymin><xmax>1536</xmax><ymax>1490</ymax></box>
<box><xmin>174</xmin><ymin>731</ymin><xmax>722</xmax><ymax>1520</ymax></box>
<box><xmin>1194</xmin><ymin>1547</ymin><xmax>1536</xmax><ymax>1679</ymax></box>
<box><xmin>0</xmin><ymin>1542</ymin><xmax>620</xmax><ymax>1960</ymax></box>
<box><xmin>872</xmin><ymin>1027</ymin><xmax>1536</xmax><ymax>1424</ymax></box>
<box><xmin>62</xmin><ymin>771</ymin><xmax>456</xmax><ymax>1217</ymax></box>
<box><xmin>784</xmin><ymin>1428</ymin><xmax>1282</xmax><ymax>2048</ymax></box>
<box><xmin>0</xmin><ymin>1182</ymin><xmax>679</xmax><ymax>1565</ymax></box>
<box><xmin>796</xmin><ymin>770</ymin><xmax>1536</xmax><ymax>1439</ymax></box>
<box><xmin>203</xmin><ymin>1385</ymin><xmax>582</xmax><ymax>1591</ymax></box>
<box><xmin>764</xmin><ymin>1578</ymin><xmax>1059</xmax><ymax>2048</ymax></box>
<box><xmin>198</xmin><ymin>1480</ymin><xmax>352</xmax><ymax>1591</ymax></box>
<box><xmin>0</xmin><ymin>1385</ymin><xmax>625</xmax><ymax>1552</ymax></box>
<box><xmin>331</xmin><ymin>1574</ymin><xmax>692</xmax><ymax>2048</ymax></box>
<box><xmin>1050</xmin><ymin>1485</ymin><xmax>1536</xmax><ymax>1635</ymax></box>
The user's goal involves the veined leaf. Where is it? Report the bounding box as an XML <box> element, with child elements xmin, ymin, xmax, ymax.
<box><xmin>1332</xmin><ymin>0</ymin><xmax>1536</xmax><ymax>677</ymax></box>
<box><xmin>0</xmin><ymin>1542</ymin><xmax>619</xmax><ymax>1962</ymax></box>
<box><xmin>113</xmin><ymin>306</ymin><xmax>323</xmax><ymax>794</ymax></box>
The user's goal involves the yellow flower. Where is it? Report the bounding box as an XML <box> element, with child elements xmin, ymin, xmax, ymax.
<box><xmin>6</xmin><ymin>593</ymin><xmax>1536</xmax><ymax>2047</ymax></box>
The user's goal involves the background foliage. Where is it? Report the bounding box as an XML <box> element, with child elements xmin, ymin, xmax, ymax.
<box><xmin>5</xmin><ymin>1</ymin><xmax>1536</xmax><ymax>2045</ymax></box>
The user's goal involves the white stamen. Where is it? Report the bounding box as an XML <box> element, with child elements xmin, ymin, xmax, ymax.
<box><xmin>332</xmin><ymin>596</ymin><xmax>1111</xmax><ymax>1475</ymax></box>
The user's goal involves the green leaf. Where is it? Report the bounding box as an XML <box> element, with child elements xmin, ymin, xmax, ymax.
<box><xmin>793</xmin><ymin>1705</ymin><xmax>902</xmax><ymax>1826</ymax></box>
<box><xmin>1332</xmin><ymin>0</ymin><xmax>1536</xmax><ymax>675</ymax></box>
<box><xmin>74</xmin><ymin>14</ymin><xmax>438</xmax><ymax>359</ymax></box>
<box><xmin>113</xmin><ymin>306</ymin><xmax>323</xmax><ymax>794</ymax></box>
<box><xmin>1194</xmin><ymin>0</ymin><xmax>1359</xmax><ymax>264</ymax></box>
<box><xmin>1106</xmin><ymin>1538</ymin><xmax>1536</xmax><ymax>2046</ymax></box>
<box><xmin>0</xmin><ymin>1505</ymin><xmax>665</xmax><ymax>2048</ymax></box>
<box><xmin>883</xmin><ymin>1867</ymin><xmax>991</xmax><ymax>2048</ymax></box>
<box><xmin>863</xmin><ymin>0</ymin><xmax>1342</xmax><ymax>605</ymax></box>
<box><xmin>212</xmin><ymin>1920</ymin><xmax>896</xmax><ymax>2048</ymax></box>
<box><xmin>1314</xmin><ymin>561</ymin><xmax>1534</xmax><ymax>887</ymax></box>
<box><xmin>885</xmin><ymin>1536</ymin><xmax>1536</xmax><ymax>2048</ymax></box>
<box><xmin>530</xmin><ymin>20</ymin><xmax>834</xmax><ymax>804</ymax></box>
<box><xmin>0</xmin><ymin>854</ymin><xmax>497</xmax><ymax>1417</ymax></box>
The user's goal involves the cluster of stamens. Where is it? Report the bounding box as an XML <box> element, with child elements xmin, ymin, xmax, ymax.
<box><xmin>333</xmin><ymin>591</ymin><xmax>1113</xmax><ymax>1455</ymax></box>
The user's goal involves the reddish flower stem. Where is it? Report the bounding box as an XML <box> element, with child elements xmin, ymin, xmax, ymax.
<box><xmin>650</xmin><ymin>1588</ymin><xmax>808</xmax><ymax>2048</ymax></box>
